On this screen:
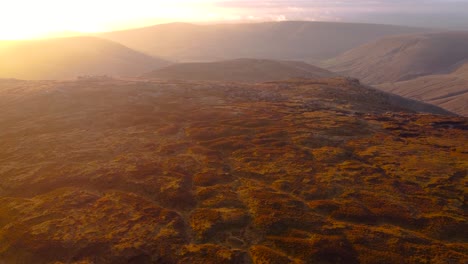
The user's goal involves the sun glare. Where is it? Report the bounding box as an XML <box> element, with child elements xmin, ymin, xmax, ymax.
<box><xmin>0</xmin><ymin>0</ymin><xmax>221</xmax><ymax>40</ymax></box>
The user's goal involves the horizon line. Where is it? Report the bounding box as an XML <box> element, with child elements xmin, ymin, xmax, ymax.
<box><xmin>0</xmin><ymin>19</ymin><xmax>444</xmax><ymax>41</ymax></box>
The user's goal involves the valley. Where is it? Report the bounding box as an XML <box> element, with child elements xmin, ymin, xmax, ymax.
<box><xmin>324</xmin><ymin>32</ymin><xmax>468</xmax><ymax>116</ymax></box>
<box><xmin>0</xmin><ymin>15</ymin><xmax>467</xmax><ymax>263</ymax></box>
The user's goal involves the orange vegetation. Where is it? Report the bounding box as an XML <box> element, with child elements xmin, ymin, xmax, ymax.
<box><xmin>0</xmin><ymin>77</ymin><xmax>466</xmax><ymax>263</ymax></box>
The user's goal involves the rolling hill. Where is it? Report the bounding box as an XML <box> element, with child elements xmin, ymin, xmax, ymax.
<box><xmin>100</xmin><ymin>21</ymin><xmax>432</xmax><ymax>62</ymax></box>
<box><xmin>0</xmin><ymin>77</ymin><xmax>466</xmax><ymax>263</ymax></box>
<box><xmin>325</xmin><ymin>32</ymin><xmax>468</xmax><ymax>116</ymax></box>
<box><xmin>0</xmin><ymin>37</ymin><xmax>169</xmax><ymax>80</ymax></box>
<box><xmin>377</xmin><ymin>62</ymin><xmax>468</xmax><ymax>116</ymax></box>
<box><xmin>142</xmin><ymin>59</ymin><xmax>336</xmax><ymax>82</ymax></box>
<box><xmin>325</xmin><ymin>32</ymin><xmax>468</xmax><ymax>84</ymax></box>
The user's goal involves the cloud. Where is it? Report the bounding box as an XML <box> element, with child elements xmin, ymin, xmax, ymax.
<box><xmin>211</xmin><ymin>0</ymin><xmax>468</xmax><ymax>28</ymax></box>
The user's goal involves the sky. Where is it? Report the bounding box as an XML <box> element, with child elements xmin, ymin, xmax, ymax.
<box><xmin>1</xmin><ymin>0</ymin><xmax>467</xmax><ymax>40</ymax></box>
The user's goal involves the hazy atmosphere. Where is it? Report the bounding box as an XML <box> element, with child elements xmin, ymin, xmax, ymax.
<box><xmin>0</xmin><ymin>1</ymin><xmax>467</xmax><ymax>263</ymax></box>
<box><xmin>2</xmin><ymin>0</ymin><xmax>468</xmax><ymax>39</ymax></box>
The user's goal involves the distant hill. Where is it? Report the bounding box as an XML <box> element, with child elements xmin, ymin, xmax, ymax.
<box><xmin>325</xmin><ymin>32</ymin><xmax>468</xmax><ymax>84</ymax></box>
<box><xmin>0</xmin><ymin>37</ymin><xmax>169</xmax><ymax>80</ymax></box>
<box><xmin>100</xmin><ymin>21</ymin><xmax>432</xmax><ymax>62</ymax></box>
<box><xmin>142</xmin><ymin>59</ymin><xmax>336</xmax><ymax>82</ymax></box>
<box><xmin>377</xmin><ymin>62</ymin><xmax>468</xmax><ymax>116</ymax></box>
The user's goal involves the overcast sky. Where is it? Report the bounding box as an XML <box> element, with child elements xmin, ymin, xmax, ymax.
<box><xmin>213</xmin><ymin>0</ymin><xmax>468</xmax><ymax>29</ymax></box>
<box><xmin>1</xmin><ymin>0</ymin><xmax>467</xmax><ymax>39</ymax></box>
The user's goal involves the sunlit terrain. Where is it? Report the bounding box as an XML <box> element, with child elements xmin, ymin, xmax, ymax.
<box><xmin>0</xmin><ymin>78</ymin><xmax>466</xmax><ymax>263</ymax></box>
<box><xmin>0</xmin><ymin>1</ymin><xmax>467</xmax><ymax>263</ymax></box>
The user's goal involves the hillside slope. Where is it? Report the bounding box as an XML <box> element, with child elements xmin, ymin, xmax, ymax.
<box><xmin>325</xmin><ymin>32</ymin><xmax>468</xmax><ymax>84</ymax></box>
<box><xmin>0</xmin><ymin>77</ymin><xmax>465</xmax><ymax>263</ymax></box>
<box><xmin>100</xmin><ymin>21</ymin><xmax>432</xmax><ymax>62</ymax></box>
<box><xmin>377</xmin><ymin>62</ymin><xmax>468</xmax><ymax>116</ymax></box>
<box><xmin>142</xmin><ymin>59</ymin><xmax>336</xmax><ymax>82</ymax></box>
<box><xmin>0</xmin><ymin>37</ymin><xmax>169</xmax><ymax>80</ymax></box>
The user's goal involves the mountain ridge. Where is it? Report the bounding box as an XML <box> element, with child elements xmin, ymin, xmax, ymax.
<box><xmin>100</xmin><ymin>21</ymin><xmax>434</xmax><ymax>62</ymax></box>
<box><xmin>324</xmin><ymin>31</ymin><xmax>468</xmax><ymax>116</ymax></box>
<box><xmin>377</xmin><ymin>61</ymin><xmax>468</xmax><ymax>116</ymax></box>
<box><xmin>142</xmin><ymin>58</ymin><xmax>336</xmax><ymax>82</ymax></box>
<box><xmin>324</xmin><ymin>31</ymin><xmax>468</xmax><ymax>84</ymax></box>
<box><xmin>0</xmin><ymin>36</ymin><xmax>169</xmax><ymax>80</ymax></box>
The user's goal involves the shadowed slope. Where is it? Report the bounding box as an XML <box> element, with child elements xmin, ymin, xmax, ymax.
<box><xmin>100</xmin><ymin>21</ymin><xmax>432</xmax><ymax>62</ymax></box>
<box><xmin>142</xmin><ymin>59</ymin><xmax>335</xmax><ymax>82</ymax></box>
<box><xmin>0</xmin><ymin>37</ymin><xmax>169</xmax><ymax>80</ymax></box>
<box><xmin>377</xmin><ymin>62</ymin><xmax>468</xmax><ymax>116</ymax></box>
<box><xmin>325</xmin><ymin>32</ymin><xmax>468</xmax><ymax>84</ymax></box>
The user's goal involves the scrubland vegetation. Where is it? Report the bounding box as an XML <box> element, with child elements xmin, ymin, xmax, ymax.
<box><xmin>0</xmin><ymin>78</ymin><xmax>466</xmax><ymax>263</ymax></box>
